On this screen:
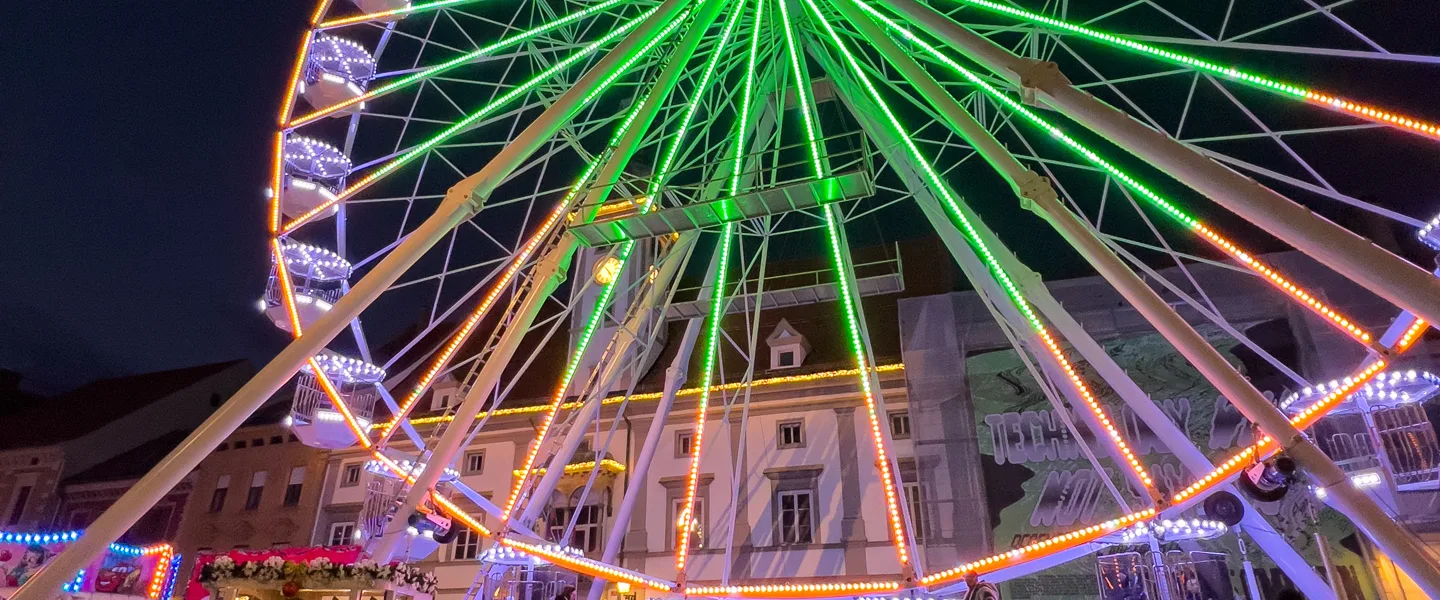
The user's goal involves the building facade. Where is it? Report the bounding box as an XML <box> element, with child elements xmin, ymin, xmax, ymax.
<box><xmin>0</xmin><ymin>360</ymin><xmax>254</xmax><ymax>536</ymax></box>
<box><xmin>170</xmin><ymin>401</ymin><xmax>330</xmax><ymax>584</ymax></box>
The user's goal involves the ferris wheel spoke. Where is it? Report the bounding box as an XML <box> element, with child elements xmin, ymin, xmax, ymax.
<box><xmin>870</xmin><ymin>4</ymin><xmax>1387</xmax><ymax>349</ymax></box>
<box><xmin>289</xmin><ymin>0</ymin><xmax>637</xmax><ymax>126</ymax></box>
<box><xmin>318</xmin><ymin>0</ymin><xmax>489</xmax><ymax>28</ymax></box>
<box><xmin>283</xmin><ymin>13</ymin><xmax>659</xmax><ymax>234</ymax></box>
<box><xmin>935</xmin><ymin>0</ymin><xmax>1440</xmax><ymax>139</ymax></box>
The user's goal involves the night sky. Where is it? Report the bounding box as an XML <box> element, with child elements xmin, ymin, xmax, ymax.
<box><xmin>1</xmin><ymin>2</ymin><xmax>1437</xmax><ymax>394</ymax></box>
<box><xmin>1</xmin><ymin>3</ymin><xmax>310</xmax><ymax>392</ymax></box>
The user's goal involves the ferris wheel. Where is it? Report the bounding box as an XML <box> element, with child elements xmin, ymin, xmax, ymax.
<box><xmin>19</xmin><ymin>0</ymin><xmax>1440</xmax><ymax>599</ymax></box>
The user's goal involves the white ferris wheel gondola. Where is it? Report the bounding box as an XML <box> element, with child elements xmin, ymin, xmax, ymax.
<box><xmin>287</xmin><ymin>352</ymin><xmax>385</xmax><ymax>450</ymax></box>
<box><xmin>279</xmin><ymin>135</ymin><xmax>349</xmax><ymax>218</ymax></box>
<box><xmin>301</xmin><ymin>35</ymin><xmax>375</xmax><ymax>118</ymax></box>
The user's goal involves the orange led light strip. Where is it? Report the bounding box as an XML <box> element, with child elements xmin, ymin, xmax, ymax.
<box><xmin>1194</xmin><ymin>224</ymin><xmax>1373</xmax><ymax>345</ymax></box>
<box><xmin>278</xmin><ymin>32</ymin><xmax>314</xmax><ymax>126</ymax></box>
<box><xmin>268</xmin><ymin>133</ymin><xmax>285</xmax><ymax>234</ymax></box>
<box><xmin>146</xmin><ymin>548</ymin><xmax>173</xmax><ymax>599</ymax></box>
<box><xmin>1170</xmin><ymin>359</ymin><xmax>1387</xmax><ymax>505</ymax></box>
<box><xmin>683</xmin><ymin>580</ymin><xmax>904</xmax><ymax>598</ymax></box>
<box><xmin>309</xmin><ymin>0</ymin><xmax>332</xmax><ymax>25</ymax></box>
<box><xmin>374</xmin><ymin>161</ymin><xmax>601</xmax><ymax>448</ymax></box>
<box><xmin>1036</xmin><ymin>327</ymin><xmax>1155</xmax><ymax>489</ymax></box>
<box><xmin>273</xmin><ymin>242</ymin><xmax>373</xmax><ymax>449</ymax></box>
<box><xmin>501</xmin><ymin>539</ymin><xmax>674</xmax><ymax>590</ymax></box>
<box><xmin>271</xmin><ymin>240</ymin><xmax>308</xmax><ymax>335</ymax></box>
<box><xmin>1395</xmin><ymin>318</ymin><xmax>1428</xmax><ymax>351</ymax></box>
<box><xmin>920</xmin><ymin>509</ymin><xmax>1156</xmax><ymax>586</ymax></box>
<box><xmin>318</xmin><ymin>0</ymin><xmax>481</xmax><ymax>28</ymax></box>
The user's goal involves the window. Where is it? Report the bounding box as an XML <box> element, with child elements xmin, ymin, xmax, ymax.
<box><xmin>252</xmin><ymin>438</ymin><xmax>264</xmax><ymax>447</ymax></box>
<box><xmin>776</xmin><ymin>490</ymin><xmax>813</xmax><ymax>545</ymax></box>
<box><xmin>216</xmin><ymin>443</ymin><xmax>228</xmax><ymax>452</ymax></box>
<box><xmin>671</xmin><ymin>498</ymin><xmax>705</xmax><ymax>549</ymax></box>
<box><xmin>283</xmin><ymin>466</ymin><xmax>306</xmax><ymax>506</ymax></box>
<box><xmin>234</xmin><ymin>440</ymin><xmax>247</xmax><ymax>449</ymax></box>
<box><xmin>904</xmin><ymin>482</ymin><xmax>928</xmax><ymax>542</ymax></box>
<box><xmin>431</xmin><ymin>391</ymin><xmax>453</xmax><ymax>411</ymax></box>
<box><xmin>245</xmin><ymin>471</ymin><xmax>267</xmax><ymax>510</ymax></box>
<box><xmin>6</xmin><ymin>486</ymin><xmax>32</xmax><ymax>526</ymax></box>
<box><xmin>548</xmin><ymin>506</ymin><xmax>603</xmax><ymax>553</ymax></box>
<box><xmin>270</xmin><ymin>435</ymin><xmax>284</xmax><ymax>445</ymax></box>
<box><xmin>288</xmin><ymin>434</ymin><xmax>299</xmax><ymax>442</ymax></box>
<box><xmin>777</xmin><ymin>351</ymin><xmax>795</xmax><ymax>367</ymax></box>
<box><xmin>329</xmin><ymin>522</ymin><xmax>356</xmax><ymax>546</ymax></box>
<box><xmin>464</xmin><ymin>451</ymin><xmax>486</xmax><ymax>475</ymax></box>
<box><xmin>210</xmin><ymin>475</ymin><xmax>231</xmax><ymax>513</ymax></box>
<box><xmin>341</xmin><ymin>464</ymin><xmax>362</xmax><ymax>487</ymax></box>
<box><xmin>777</xmin><ymin>420</ymin><xmax>805</xmax><ymax>449</ymax></box>
<box><xmin>675</xmin><ymin>430</ymin><xmax>694</xmax><ymax>457</ymax></box>
<box><xmin>451</xmin><ymin>527</ymin><xmax>481</xmax><ymax>560</ymax></box>
<box><xmin>889</xmin><ymin>411</ymin><xmax>911</xmax><ymax>440</ymax></box>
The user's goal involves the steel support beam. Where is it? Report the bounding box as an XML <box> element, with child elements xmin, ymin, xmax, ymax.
<box><xmin>817</xmin><ymin>15</ymin><xmax>1337</xmax><ymax>593</ymax></box>
<box><xmin>11</xmin><ymin>0</ymin><xmax>694</xmax><ymax>593</ymax></box>
<box><xmin>513</xmin><ymin>231</ymin><xmax>699</xmax><ymax>529</ymax></box>
<box><xmin>884</xmin><ymin>0</ymin><xmax>1440</xmax><ymax>332</ymax></box>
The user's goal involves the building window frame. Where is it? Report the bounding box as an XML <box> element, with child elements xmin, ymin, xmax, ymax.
<box><xmin>547</xmin><ymin>505</ymin><xmax>603</xmax><ymax>553</ymax></box>
<box><xmin>283</xmin><ymin>466</ymin><xmax>306</xmax><ymax>507</ymax></box>
<box><xmin>766</xmin><ymin>466</ymin><xmax>823</xmax><ymax>543</ymax></box>
<box><xmin>889</xmin><ymin>410</ymin><xmax>912</xmax><ymax>440</ymax></box>
<box><xmin>670</xmin><ymin>497</ymin><xmax>705</xmax><ymax>550</ymax></box>
<box><xmin>775</xmin><ymin>489</ymin><xmax>814</xmax><ymax>545</ymax></box>
<box><xmin>450</xmin><ymin>527</ymin><xmax>481</xmax><ymax>560</ymax></box>
<box><xmin>675</xmin><ymin>429</ymin><xmax>694</xmax><ymax>458</ymax></box>
<box><xmin>329</xmin><ymin>522</ymin><xmax>356</xmax><ymax>546</ymax></box>
<box><xmin>209</xmin><ymin>475</ymin><xmax>231</xmax><ymax>513</ymax></box>
<box><xmin>244</xmin><ymin>471</ymin><xmax>267</xmax><ymax>510</ymax></box>
<box><xmin>340</xmin><ymin>464</ymin><xmax>362</xmax><ymax>487</ymax></box>
<box><xmin>463</xmin><ymin>451</ymin><xmax>486</xmax><ymax>475</ymax></box>
<box><xmin>776</xmin><ymin>419</ymin><xmax>805</xmax><ymax>449</ymax></box>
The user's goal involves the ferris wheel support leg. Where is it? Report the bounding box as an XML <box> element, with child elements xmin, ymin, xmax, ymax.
<box><xmin>512</xmin><ymin>232</ymin><xmax>699</xmax><ymax>531</ymax></box>
<box><xmin>882</xmin><ymin>0</ymin><xmax>1440</xmax><ymax>332</ymax></box>
<box><xmin>830</xmin><ymin>8</ymin><xmax>1337</xmax><ymax>595</ymax></box>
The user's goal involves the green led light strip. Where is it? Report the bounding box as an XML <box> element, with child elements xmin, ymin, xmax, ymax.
<box><xmin>283</xmin><ymin>6</ymin><xmax>664</xmax><ymax>233</ymax></box>
<box><xmin>776</xmin><ymin>0</ymin><xmax>826</xmax><ymax>178</ymax></box>
<box><xmin>319</xmin><ymin>0</ymin><xmax>488</xmax><ymax>27</ymax></box>
<box><xmin>809</xmin><ymin>0</ymin><xmax>1159</xmax><ymax>523</ymax></box>
<box><xmin>295</xmin><ymin>0</ymin><xmax>632</xmax><ymax>126</ymax></box>
<box><xmin>649</xmin><ymin>0</ymin><xmax>748</xmax><ymax>198</ymax></box>
<box><xmin>855</xmin><ymin>0</ymin><xmax>1376</xmax><ymax>346</ymax></box>
<box><xmin>941</xmin><ymin>0</ymin><xmax>1440</xmax><ymax>139</ymax></box>
<box><xmin>728</xmin><ymin>2</ymin><xmax>766</xmax><ymax>197</ymax></box>
<box><xmin>673</xmin><ymin>222</ymin><xmax>734</xmax><ymax>572</ymax></box>
<box><xmin>677</xmin><ymin>0</ymin><xmax>758</xmax><ymax>572</ymax></box>
<box><xmin>790</xmin><ymin>0</ymin><xmax>916</xmax><ymax>566</ymax></box>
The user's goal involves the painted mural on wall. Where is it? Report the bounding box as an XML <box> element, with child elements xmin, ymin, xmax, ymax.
<box><xmin>966</xmin><ymin>325</ymin><xmax>1378</xmax><ymax>600</ymax></box>
<box><xmin>0</xmin><ymin>532</ymin><xmax>175</xmax><ymax>600</ymax></box>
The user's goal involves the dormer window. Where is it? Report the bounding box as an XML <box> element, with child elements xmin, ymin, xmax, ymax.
<box><xmin>766</xmin><ymin>319</ymin><xmax>810</xmax><ymax>370</ymax></box>
<box><xmin>430</xmin><ymin>376</ymin><xmax>461</xmax><ymax>411</ymax></box>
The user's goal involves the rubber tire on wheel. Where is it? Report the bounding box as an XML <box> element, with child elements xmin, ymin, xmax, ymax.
<box><xmin>1203</xmin><ymin>490</ymin><xmax>1247</xmax><ymax>526</ymax></box>
<box><xmin>433</xmin><ymin>525</ymin><xmax>459</xmax><ymax>544</ymax></box>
